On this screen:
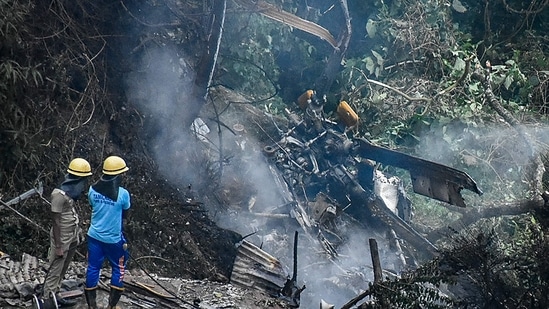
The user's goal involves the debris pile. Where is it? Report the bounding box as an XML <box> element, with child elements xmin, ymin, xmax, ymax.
<box><xmin>0</xmin><ymin>250</ymin><xmax>293</xmax><ymax>308</ymax></box>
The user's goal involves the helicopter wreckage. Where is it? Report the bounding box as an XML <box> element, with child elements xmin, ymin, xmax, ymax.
<box><xmin>0</xmin><ymin>89</ymin><xmax>483</xmax><ymax>309</ymax></box>
<box><xmin>193</xmin><ymin>89</ymin><xmax>483</xmax><ymax>307</ymax></box>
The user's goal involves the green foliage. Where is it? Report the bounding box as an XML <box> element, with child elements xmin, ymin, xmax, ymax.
<box><xmin>221</xmin><ymin>14</ymin><xmax>277</xmax><ymax>101</ymax></box>
<box><xmin>0</xmin><ymin>212</ymin><xmax>48</xmax><ymax>259</ymax></box>
<box><xmin>334</xmin><ymin>0</ymin><xmax>547</xmax><ymax>237</ymax></box>
<box><xmin>0</xmin><ymin>0</ymin><xmax>40</xmax><ymax>101</ymax></box>
<box><xmin>490</xmin><ymin>56</ymin><xmax>529</xmax><ymax>104</ymax></box>
<box><xmin>0</xmin><ymin>0</ymin><xmax>27</xmax><ymax>39</ymax></box>
<box><xmin>445</xmin><ymin>215</ymin><xmax>549</xmax><ymax>307</ymax></box>
<box><xmin>368</xmin><ymin>214</ymin><xmax>549</xmax><ymax>307</ymax></box>
<box><xmin>0</xmin><ymin>60</ymin><xmax>43</xmax><ymax>86</ymax></box>
<box><xmin>369</xmin><ymin>255</ymin><xmax>460</xmax><ymax>308</ymax></box>
<box><xmin>222</xmin><ymin>10</ymin><xmax>322</xmax><ymax>110</ymax></box>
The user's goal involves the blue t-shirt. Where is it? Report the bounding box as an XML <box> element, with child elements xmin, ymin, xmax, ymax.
<box><xmin>87</xmin><ymin>186</ymin><xmax>131</xmax><ymax>244</ymax></box>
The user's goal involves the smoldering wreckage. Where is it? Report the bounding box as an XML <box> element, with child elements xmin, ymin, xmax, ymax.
<box><xmin>0</xmin><ymin>89</ymin><xmax>482</xmax><ymax>308</ymax></box>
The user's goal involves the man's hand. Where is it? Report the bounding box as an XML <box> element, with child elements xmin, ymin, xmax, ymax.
<box><xmin>77</xmin><ymin>228</ymin><xmax>85</xmax><ymax>245</ymax></box>
<box><xmin>55</xmin><ymin>247</ymin><xmax>64</xmax><ymax>258</ymax></box>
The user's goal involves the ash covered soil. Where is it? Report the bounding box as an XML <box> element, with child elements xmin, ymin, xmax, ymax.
<box><xmin>0</xmin><ymin>255</ymin><xmax>292</xmax><ymax>309</ymax></box>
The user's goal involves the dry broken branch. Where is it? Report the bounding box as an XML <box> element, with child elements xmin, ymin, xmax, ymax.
<box><xmin>350</xmin><ymin>67</ymin><xmax>432</xmax><ymax>104</ymax></box>
<box><xmin>435</xmin><ymin>55</ymin><xmax>474</xmax><ymax>97</ymax></box>
<box><xmin>365</xmin><ymin>77</ymin><xmax>432</xmax><ymax>103</ymax></box>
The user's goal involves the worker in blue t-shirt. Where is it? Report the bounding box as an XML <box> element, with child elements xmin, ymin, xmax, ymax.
<box><xmin>84</xmin><ymin>156</ymin><xmax>130</xmax><ymax>309</ymax></box>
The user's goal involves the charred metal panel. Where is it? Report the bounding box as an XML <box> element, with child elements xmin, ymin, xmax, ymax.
<box><xmin>354</xmin><ymin>138</ymin><xmax>482</xmax><ymax>207</ymax></box>
<box><xmin>348</xmin><ymin>185</ymin><xmax>439</xmax><ymax>258</ymax></box>
<box><xmin>230</xmin><ymin>240</ymin><xmax>289</xmax><ymax>297</ymax></box>
<box><xmin>411</xmin><ymin>172</ymin><xmax>468</xmax><ymax>207</ymax></box>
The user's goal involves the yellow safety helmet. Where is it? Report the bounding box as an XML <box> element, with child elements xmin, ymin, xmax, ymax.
<box><xmin>67</xmin><ymin>158</ymin><xmax>93</xmax><ymax>177</ymax></box>
<box><xmin>102</xmin><ymin>156</ymin><xmax>129</xmax><ymax>175</ymax></box>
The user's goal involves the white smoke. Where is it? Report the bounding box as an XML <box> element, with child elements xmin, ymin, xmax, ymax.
<box><xmin>124</xmin><ymin>45</ymin><xmax>408</xmax><ymax>308</ymax></box>
<box><xmin>414</xmin><ymin>120</ymin><xmax>546</xmax><ymax>203</ymax></box>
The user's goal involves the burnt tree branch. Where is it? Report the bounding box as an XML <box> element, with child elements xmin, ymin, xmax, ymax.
<box><xmin>314</xmin><ymin>0</ymin><xmax>352</xmax><ymax>94</ymax></box>
<box><xmin>186</xmin><ymin>0</ymin><xmax>226</xmax><ymax>129</ymax></box>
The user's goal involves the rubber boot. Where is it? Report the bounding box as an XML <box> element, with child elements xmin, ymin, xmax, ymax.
<box><xmin>55</xmin><ymin>292</ymin><xmax>78</xmax><ymax>307</ymax></box>
<box><xmin>106</xmin><ymin>286</ymin><xmax>124</xmax><ymax>309</ymax></box>
<box><xmin>84</xmin><ymin>287</ymin><xmax>97</xmax><ymax>309</ymax></box>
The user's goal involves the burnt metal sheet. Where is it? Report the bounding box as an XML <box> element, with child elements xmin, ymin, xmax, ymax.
<box><xmin>411</xmin><ymin>172</ymin><xmax>469</xmax><ymax>207</ymax></box>
<box><xmin>354</xmin><ymin>138</ymin><xmax>482</xmax><ymax>207</ymax></box>
<box><xmin>230</xmin><ymin>240</ymin><xmax>289</xmax><ymax>296</ymax></box>
<box><xmin>348</xmin><ymin>185</ymin><xmax>439</xmax><ymax>258</ymax></box>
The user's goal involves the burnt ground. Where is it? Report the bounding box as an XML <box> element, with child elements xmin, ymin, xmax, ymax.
<box><xmin>0</xmin><ymin>253</ymin><xmax>294</xmax><ymax>308</ymax></box>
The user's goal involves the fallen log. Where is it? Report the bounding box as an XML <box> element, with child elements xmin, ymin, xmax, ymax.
<box><xmin>0</xmin><ymin>183</ymin><xmax>43</xmax><ymax>211</ymax></box>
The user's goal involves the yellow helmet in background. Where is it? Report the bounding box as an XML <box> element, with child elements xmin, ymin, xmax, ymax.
<box><xmin>67</xmin><ymin>158</ymin><xmax>93</xmax><ymax>177</ymax></box>
<box><xmin>102</xmin><ymin>156</ymin><xmax>129</xmax><ymax>175</ymax></box>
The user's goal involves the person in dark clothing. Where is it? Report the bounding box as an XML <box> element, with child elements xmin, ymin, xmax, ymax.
<box><xmin>84</xmin><ymin>156</ymin><xmax>130</xmax><ymax>309</ymax></box>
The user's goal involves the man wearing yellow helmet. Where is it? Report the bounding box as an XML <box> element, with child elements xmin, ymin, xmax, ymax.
<box><xmin>43</xmin><ymin>157</ymin><xmax>92</xmax><ymax>307</ymax></box>
<box><xmin>84</xmin><ymin>155</ymin><xmax>131</xmax><ymax>309</ymax></box>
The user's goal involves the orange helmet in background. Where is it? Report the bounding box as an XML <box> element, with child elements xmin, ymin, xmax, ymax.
<box><xmin>336</xmin><ymin>101</ymin><xmax>359</xmax><ymax>128</ymax></box>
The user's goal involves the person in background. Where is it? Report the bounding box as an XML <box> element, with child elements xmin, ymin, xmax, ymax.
<box><xmin>84</xmin><ymin>155</ymin><xmax>130</xmax><ymax>309</ymax></box>
<box><xmin>43</xmin><ymin>158</ymin><xmax>92</xmax><ymax>306</ymax></box>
